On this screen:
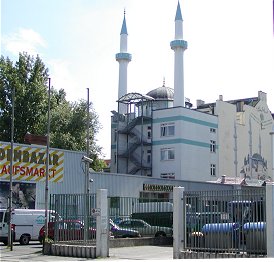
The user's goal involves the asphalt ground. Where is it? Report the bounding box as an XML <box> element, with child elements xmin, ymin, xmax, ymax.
<box><xmin>1</xmin><ymin>242</ymin><xmax>274</xmax><ymax>261</ymax></box>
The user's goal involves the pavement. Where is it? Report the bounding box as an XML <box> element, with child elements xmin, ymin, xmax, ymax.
<box><xmin>1</xmin><ymin>242</ymin><xmax>274</xmax><ymax>261</ymax></box>
<box><xmin>0</xmin><ymin>242</ymin><xmax>173</xmax><ymax>261</ymax></box>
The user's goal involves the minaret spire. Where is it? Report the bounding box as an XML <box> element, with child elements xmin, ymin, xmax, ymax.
<box><xmin>116</xmin><ymin>10</ymin><xmax>132</xmax><ymax>114</ymax></box>
<box><xmin>170</xmin><ymin>1</ymin><xmax>187</xmax><ymax>107</ymax></box>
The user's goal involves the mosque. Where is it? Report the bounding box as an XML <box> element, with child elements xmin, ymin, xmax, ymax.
<box><xmin>110</xmin><ymin>1</ymin><xmax>274</xmax><ymax>185</ymax></box>
<box><xmin>1</xmin><ymin>2</ymin><xmax>273</xmax><ymax>207</ymax></box>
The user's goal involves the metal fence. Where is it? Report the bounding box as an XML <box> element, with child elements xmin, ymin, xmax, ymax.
<box><xmin>108</xmin><ymin>197</ymin><xmax>173</xmax><ymax>238</ymax></box>
<box><xmin>49</xmin><ymin>194</ymin><xmax>174</xmax><ymax>243</ymax></box>
<box><xmin>184</xmin><ymin>187</ymin><xmax>266</xmax><ymax>257</ymax></box>
<box><xmin>49</xmin><ymin>194</ymin><xmax>96</xmax><ymax>245</ymax></box>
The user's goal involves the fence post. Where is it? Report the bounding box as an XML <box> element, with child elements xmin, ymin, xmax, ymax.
<box><xmin>173</xmin><ymin>186</ymin><xmax>185</xmax><ymax>259</ymax></box>
<box><xmin>96</xmin><ymin>189</ymin><xmax>109</xmax><ymax>258</ymax></box>
<box><xmin>266</xmin><ymin>183</ymin><xmax>274</xmax><ymax>258</ymax></box>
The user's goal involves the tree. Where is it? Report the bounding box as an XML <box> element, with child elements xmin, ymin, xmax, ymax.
<box><xmin>0</xmin><ymin>52</ymin><xmax>48</xmax><ymax>143</ymax></box>
<box><xmin>0</xmin><ymin>53</ymin><xmax>104</xmax><ymax>168</ymax></box>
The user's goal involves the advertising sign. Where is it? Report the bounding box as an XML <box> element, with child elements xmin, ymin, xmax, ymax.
<box><xmin>0</xmin><ymin>181</ymin><xmax>36</xmax><ymax>209</ymax></box>
<box><xmin>0</xmin><ymin>142</ymin><xmax>64</xmax><ymax>183</ymax></box>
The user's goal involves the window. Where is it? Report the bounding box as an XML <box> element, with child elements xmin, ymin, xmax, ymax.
<box><xmin>210</xmin><ymin>140</ymin><xmax>216</xmax><ymax>153</ymax></box>
<box><xmin>161</xmin><ymin>148</ymin><xmax>175</xmax><ymax>161</ymax></box>
<box><xmin>210</xmin><ymin>164</ymin><xmax>216</xmax><ymax>176</ymax></box>
<box><xmin>161</xmin><ymin>173</ymin><xmax>175</xmax><ymax>179</ymax></box>
<box><xmin>147</xmin><ymin>126</ymin><xmax>151</xmax><ymax>139</ymax></box>
<box><xmin>210</xmin><ymin>128</ymin><xmax>216</xmax><ymax>133</ymax></box>
<box><xmin>114</xmin><ymin>129</ymin><xmax>117</xmax><ymax>142</ymax></box>
<box><xmin>147</xmin><ymin>149</ymin><xmax>151</xmax><ymax>163</ymax></box>
<box><xmin>161</xmin><ymin>123</ymin><xmax>175</xmax><ymax>137</ymax></box>
<box><xmin>110</xmin><ymin>197</ymin><xmax>120</xmax><ymax>208</ymax></box>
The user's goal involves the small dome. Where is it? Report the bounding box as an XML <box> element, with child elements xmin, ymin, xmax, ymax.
<box><xmin>146</xmin><ymin>86</ymin><xmax>174</xmax><ymax>101</ymax></box>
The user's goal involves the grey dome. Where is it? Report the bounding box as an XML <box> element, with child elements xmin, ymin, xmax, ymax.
<box><xmin>146</xmin><ymin>86</ymin><xmax>174</xmax><ymax>101</ymax></box>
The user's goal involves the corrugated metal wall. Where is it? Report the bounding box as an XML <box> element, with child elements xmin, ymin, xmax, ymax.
<box><xmin>36</xmin><ymin>149</ymin><xmax>85</xmax><ymax>208</ymax></box>
<box><xmin>88</xmin><ymin>172</ymin><xmax>236</xmax><ymax>198</ymax></box>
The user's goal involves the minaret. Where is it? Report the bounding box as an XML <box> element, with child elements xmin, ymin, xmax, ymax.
<box><xmin>116</xmin><ymin>10</ymin><xmax>132</xmax><ymax>114</ymax></box>
<box><xmin>170</xmin><ymin>1</ymin><xmax>187</xmax><ymax>107</ymax></box>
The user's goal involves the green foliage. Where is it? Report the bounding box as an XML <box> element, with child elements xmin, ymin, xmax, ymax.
<box><xmin>0</xmin><ymin>53</ymin><xmax>48</xmax><ymax>142</ymax></box>
<box><xmin>0</xmin><ymin>52</ymin><xmax>103</xmax><ymax>158</ymax></box>
<box><xmin>92</xmin><ymin>157</ymin><xmax>108</xmax><ymax>172</ymax></box>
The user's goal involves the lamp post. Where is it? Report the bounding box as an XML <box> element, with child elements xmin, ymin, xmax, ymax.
<box><xmin>85</xmin><ymin>87</ymin><xmax>90</xmax><ymax>195</ymax></box>
<box><xmin>84</xmin><ymin>88</ymin><xmax>90</xmax><ymax>242</ymax></box>
<box><xmin>8</xmin><ymin>84</ymin><xmax>15</xmax><ymax>250</ymax></box>
<box><xmin>44</xmin><ymin>78</ymin><xmax>51</xmax><ymax>245</ymax></box>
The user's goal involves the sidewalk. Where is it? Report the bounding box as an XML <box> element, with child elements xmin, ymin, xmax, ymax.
<box><xmin>1</xmin><ymin>244</ymin><xmax>274</xmax><ymax>261</ymax></box>
<box><xmin>0</xmin><ymin>243</ymin><xmax>173</xmax><ymax>261</ymax></box>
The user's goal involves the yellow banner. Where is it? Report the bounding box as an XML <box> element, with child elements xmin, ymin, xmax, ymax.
<box><xmin>0</xmin><ymin>143</ymin><xmax>64</xmax><ymax>183</ymax></box>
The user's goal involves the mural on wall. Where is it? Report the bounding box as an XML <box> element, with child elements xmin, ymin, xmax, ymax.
<box><xmin>240</xmin><ymin>153</ymin><xmax>272</xmax><ymax>183</ymax></box>
<box><xmin>0</xmin><ymin>182</ymin><xmax>36</xmax><ymax>209</ymax></box>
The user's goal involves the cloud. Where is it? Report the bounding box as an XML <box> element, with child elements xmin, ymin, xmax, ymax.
<box><xmin>2</xmin><ymin>28</ymin><xmax>46</xmax><ymax>57</ymax></box>
<box><xmin>47</xmin><ymin>58</ymin><xmax>83</xmax><ymax>101</ymax></box>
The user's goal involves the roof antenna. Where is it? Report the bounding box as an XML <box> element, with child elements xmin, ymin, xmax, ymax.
<box><xmin>163</xmin><ymin>77</ymin><xmax>166</xmax><ymax>87</ymax></box>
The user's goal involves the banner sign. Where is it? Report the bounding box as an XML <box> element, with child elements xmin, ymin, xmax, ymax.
<box><xmin>143</xmin><ymin>184</ymin><xmax>174</xmax><ymax>192</ymax></box>
<box><xmin>0</xmin><ymin>143</ymin><xmax>64</xmax><ymax>183</ymax></box>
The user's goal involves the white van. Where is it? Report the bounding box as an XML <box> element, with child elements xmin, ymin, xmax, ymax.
<box><xmin>0</xmin><ymin>209</ymin><xmax>56</xmax><ymax>245</ymax></box>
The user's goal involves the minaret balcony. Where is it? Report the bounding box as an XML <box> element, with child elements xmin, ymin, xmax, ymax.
<box><xmin>115</xmin><ymin>52</ymin><xmax>132</xmax><ymax>61</ymax></box>
<box><xmin>170</xmin><ymin>40</ymin><xmax>188</xmax><ymax>50</ymax></box>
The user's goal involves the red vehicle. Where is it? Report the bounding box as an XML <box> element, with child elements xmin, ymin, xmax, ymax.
<box><xmin>39</xmin><ymin>220</ymin><xmax>96</xmax><ymax>243</ymax></box>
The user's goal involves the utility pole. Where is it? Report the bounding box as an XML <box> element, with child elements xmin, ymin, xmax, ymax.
<box><xmin>8</xmin><ymin>84</ymin><xmax>15</xmax><ymax>250</ymax></box>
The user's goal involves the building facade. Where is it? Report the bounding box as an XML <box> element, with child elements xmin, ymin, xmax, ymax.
<box><xmin>207</xmin><ymin>91</ymin><xmax>273</xmax><ymax>184</ymax></box>
<box><xmin>110</xmin><ymin>1</ymin><xmax>274</xmax><ymax>183</ymax></box>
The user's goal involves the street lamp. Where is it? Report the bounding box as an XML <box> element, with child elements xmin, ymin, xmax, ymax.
<box><xmin>8</xmin><ymin>84</ymin><xmax>15</xmax><ymax>250</ymax></box>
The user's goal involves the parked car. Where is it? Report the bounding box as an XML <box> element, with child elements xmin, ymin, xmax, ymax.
<box><xmin>39</xmin><ymin>220</ymin><xmax>96</xmax><ymax>243</ymax></box>
<box><xmin>118</xmin><ymin>219</ymin><xmax>173</xmax><ymax>237</ymax></box>
<box><xmin>109</xmin><ymin>219</ymin><xmax>141</xmax><ymax>238</ymax></box>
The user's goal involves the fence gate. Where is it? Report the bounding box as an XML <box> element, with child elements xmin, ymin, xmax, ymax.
<box><xmin>179</xmin><ymin>187</ymin><xmax>266</xmax><ymax>259</ymax></box>
<box><xmin>49</xmin><ymin>193</ymin><xmax>97</xmax><ymax>244</ymax></box>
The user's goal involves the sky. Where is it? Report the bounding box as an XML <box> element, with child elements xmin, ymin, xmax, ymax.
<box><xmin>1</xmin><ymin>0</ymin><xmax>274</xmax><ymax>159</ymax></box>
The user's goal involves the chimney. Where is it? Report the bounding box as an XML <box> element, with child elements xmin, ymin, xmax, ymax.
<box><xmin>221</xmin><ymin>175</ymin><xmax>226</xmax><ymax>184</ymax></box>
<box><xmin>258</xmin><ymin>91</ymin><xmax>267</xmax><ymax>102</ymax></box>
<box><xmin>196</xmin><ymin>99</ymin><xmax>205</xmax><ymax>108</ymax></box>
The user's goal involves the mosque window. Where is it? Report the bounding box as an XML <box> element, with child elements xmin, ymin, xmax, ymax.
<box><xmin>210</xmin><ymin>140</ymin><xmax>216</xmax><ymax>153</ymax></box>
<box><xmin>161</xmin><ymin>148</ymin><xmax>175</xmax><ymax>161</ymax></box>
<box><xmin>114</xmin><ymin>129</ymin><xmax>117</xmax><ymax>142</ymax></box>
<box><xmin>210</xmin><ymin>164</ymin><xmax>216</xmax><ymax>176</ymax></box>
<box><xmin>147</xmin><ymin>149</ymin><xmax>151</xmax><ymax>163</ymax></box>
<box><xmin>161</xmin><ymin>123</ymin><xmax>175</xmax><ymax>137</ymax></box>
<box><xmin>147</xmin><ymin>126</ymin><xmax>151</xmax><ymax>139</ymax></box>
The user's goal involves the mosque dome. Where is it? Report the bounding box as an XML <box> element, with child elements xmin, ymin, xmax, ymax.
<box><xmin>146</xmin><ymin>85</ymin><xmax>174</xmax><ymax>101</ymax></box>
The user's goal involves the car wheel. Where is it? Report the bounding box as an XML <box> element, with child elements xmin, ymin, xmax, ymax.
<box><xmin>155</xmin><ymin>232</ymin><xmax>166</xmax><ymax>238</ymax></box>
<box><xmin>19</xmin><ymin>235</ymin><xmax>30</xmax><ymax>245</ymax></box>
